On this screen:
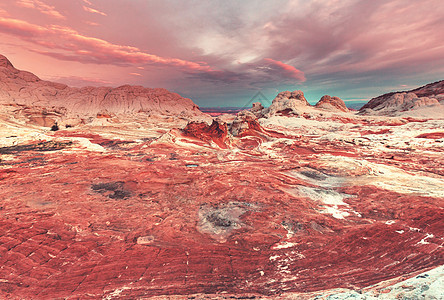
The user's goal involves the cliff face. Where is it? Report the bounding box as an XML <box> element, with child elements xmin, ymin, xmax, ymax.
<box><xmin>360</xmin><ymin>80</ymin><xmax>444</xmax><ymax>116</ymax></box>
<box><xmin>0</xmin><ymin>54</ymin><xmax>202</xmax><ymax>120</ymax></box>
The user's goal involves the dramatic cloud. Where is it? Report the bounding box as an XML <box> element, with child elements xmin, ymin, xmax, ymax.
<box><xmin>0</xmin><ymin>16</ymin><xmax>47</xmax><ymax>36</ymax></box>
<box><xmin>263</xmin><ymin>58</ymin><xmax>306</xmax><ymax>82</ymax></box>
<box><xmin>0</xmin><ymin>16</ymin><xmax>215</xmax><ymax>73</ymax></box>
<box><xmin>0</xmin><ymin>0</ymin><xmax>443</xmax><ymax>106</ymax></box>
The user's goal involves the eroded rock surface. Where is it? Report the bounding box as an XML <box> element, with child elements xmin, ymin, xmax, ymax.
<box><xmin>182</xmin><ymin>119</ymin><xmax>229</xmax><ymax>148</ymax></box>
<box><xmin>1</xmin><ymin>107</ymin><xmax>442</xmax><ymax>299</ymax></box>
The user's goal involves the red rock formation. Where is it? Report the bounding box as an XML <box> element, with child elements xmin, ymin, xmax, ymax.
<box><xmin>251</xmin><ymin>102</ymin><xmax>264</xmax><ymax>115</ymax></box>
<box><xmin>409</xmin><ymin>80</ymin><xmax>444</xmax><ymax>98</ymax></box>
<box><xmin>274</xmin><ymin>90</ymin><xmax>310</xmax><ymax>106</ymax></box>
<box><xmin>315</xmin><ymin>95</ymin><xmax>349</xmax><ymax>112</ymax></box>
<box><xmin>182</xmin><ymin>119</ymin><xmax>229</xmax><ymax>148</ymax></box>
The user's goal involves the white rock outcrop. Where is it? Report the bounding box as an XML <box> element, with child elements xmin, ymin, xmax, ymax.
<box><xmin>0</xmin><ymin>54</ymin><xmax>203</xmax><ymax>126</ymax></box>
<box><xmin>360</xmin><ymin>80</ymin><xmax>444</xmax><ymax>116</ymax></box>
<box><xmin>264</xmin><ymin>90</ymin><xmax>310</xmax><ymax>117</ymax></box>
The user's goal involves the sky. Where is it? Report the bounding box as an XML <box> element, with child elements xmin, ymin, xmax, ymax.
<box><xmin>0</xmin><ymin>0</ymin><xmax>443</xmax><ymax>107</ymax></box>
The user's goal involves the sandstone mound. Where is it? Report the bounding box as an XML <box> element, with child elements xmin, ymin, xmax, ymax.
<box><xmin>229</xmin><ymin>110</ymin><xmax>264</xmax><ymax>137</ymax></box>
<box><xmin>265</xmin><ymin>90</ymin><xmax>310</xmax><ymax>116</ymax></box>
<box><xmin>360</xmin><ymin>80</ymin><xmax>444</xmax><ymax>116</ymax></box>
<box><xmin>315</xmin><ymin>95</ymin><xmax>349</xmax><ymax>112</ymax></box>
<box><xmin>0</xmin><ymin>54</ymin><xmax>203</xmax><ymax>125</ymax></box>
<box><xmin>182</xmin><ymin>119</ymin><xmax>229</xmax><ymax>148</ymax></box>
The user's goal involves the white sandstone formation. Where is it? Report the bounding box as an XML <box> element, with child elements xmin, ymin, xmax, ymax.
<box><xmin>0</xmin><ymin>54</ymin><xmax>203</xmax><ymax>127</ymax></box>
<box><xmin>360</xmin><ymin>80</ymin><xmax>444</xmax><ymax>117</ymax></box>
<box><xmin>263</xmin><ymin>90</ymin><xmax>310</xmax><ymax>117</ymax></box>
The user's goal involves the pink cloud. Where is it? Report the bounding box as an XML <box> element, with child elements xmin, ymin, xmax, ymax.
<box><xmin>16</xmin><ymin>0</ymin><xmax>65</xmax><ymax>19</ymax></box>
<box><xmin>0</xmin><ymin>16</ymin><xmax>47</xmax><ymax>36</ymax></box>
<box><xmin>264</xmin><ymin>58</ymin><xmax>306</xmax><ymax>82</ymax></box>
<box><xmin>82</xmin><ymin>6</ymin><xmax>107</xmax><ymax>17</ymax></box>
<box><xmin>0</xmin><ymin>16</ymin><xmax>216</xmax><ymax>73</ymax></box>
<box><xmin>84</xmin><ymin>21</ymin><xmax>100</xmax><ymax>26</ymax></box>
<box><xmin>44</xmin><ymin>75</ymin><xmax>112</xmax><ymax>87</ymax></box>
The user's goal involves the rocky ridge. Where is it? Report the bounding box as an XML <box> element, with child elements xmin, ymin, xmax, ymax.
<box><xmin>360</xmin><ymin>80</ymin><xmax>444</xmax><ymax>116</ymax></box>
<box><xmin>259</xmin><ymin>90</ymin><xmax>350</xmax><ymax>117</ymax></box>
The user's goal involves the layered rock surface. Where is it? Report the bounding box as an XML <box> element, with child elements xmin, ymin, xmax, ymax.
<box><xmin>229</xmin><ymin>110</ymin><xmax>264</xmax><ymax>137</ymax></box>
<box><xmin>181</xmin><ymin>119</ymin><xmax>230</xmax><ymax>148</ymax></box>
<box><xmin>1</xmin><ymin>99</ymin><xmax>443</xmax><ymax>299</ymax></box>
<box><xmin>0</xmin><ymin>54</ymin><xmax>203</xmax><ymax>125</ymax></box>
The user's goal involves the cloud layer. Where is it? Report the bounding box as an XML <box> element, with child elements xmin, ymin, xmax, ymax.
<box><xmin>0</xmin><ymin>0</ymin><xmax>443</xmax><ymax>106</ymax></box>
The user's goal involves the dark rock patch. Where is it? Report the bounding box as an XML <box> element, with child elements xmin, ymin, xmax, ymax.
<box><xmin>299</xmin><ymin>169</ymin><xmax>328</xmax><ymax>181</ymax></box>
<box><xmin>0</xmin><ymin>141</ymin><xmax>72</xmax><ymax>154</ymax></box>
<box><xmin>206</xmin><ymin>212</ymin><xmax>233</xmax><ymax>228</ymax></box>
<box><xmin>91</xmin><ymin>181</ymin><xmax>132</xmax><ymax>199</ymax></box>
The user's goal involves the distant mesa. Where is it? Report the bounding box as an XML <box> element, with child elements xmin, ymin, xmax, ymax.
<box><xmin>360</xmin><ymin>80</ymin><xmax>444</xmax><ymax>116</ymax></box>
<box><xmin>0</xmin><ymin>54</ymin><xmax>203</xmax><ymax>127</ymax></box>
<box><xmin>315</xmin><ymin>95</ymin><xmax>349</xmax><ymax>112</ymax></box>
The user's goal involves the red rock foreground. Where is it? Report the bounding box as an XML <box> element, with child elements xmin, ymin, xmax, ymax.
<box><xmin>0</xmin><ymin>107</ymin><xmax>443</xmax><ymax>299</ymax></box>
